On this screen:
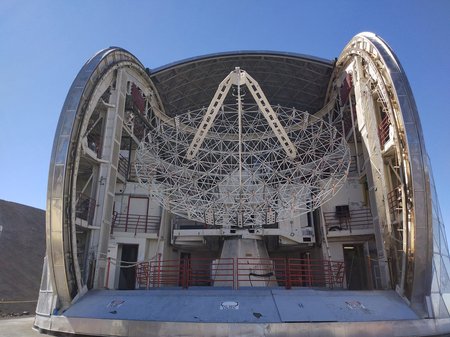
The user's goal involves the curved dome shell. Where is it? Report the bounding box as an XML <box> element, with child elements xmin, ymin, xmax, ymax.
<box><xmin>150</xmin><ymin>51</ymin><xmax>333</xmax><ymax>116</ymax></box>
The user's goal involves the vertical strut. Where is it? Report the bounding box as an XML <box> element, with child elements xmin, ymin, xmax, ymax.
<box><xmin>237</xmin><ymin>68</ymin><xmax>243</xmax><ymax>227</ymax></box>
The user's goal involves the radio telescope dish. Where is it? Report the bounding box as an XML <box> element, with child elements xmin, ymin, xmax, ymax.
<box><xmin>136</xmin><ymin>68</ymin><xmax>350</xmax><ymax>227</ymax></box>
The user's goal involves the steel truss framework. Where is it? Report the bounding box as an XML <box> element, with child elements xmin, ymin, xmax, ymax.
<box><xmin>136</xmin><ymin>68</ymin><xmax>350</xmax><ymax>227</ymax></box>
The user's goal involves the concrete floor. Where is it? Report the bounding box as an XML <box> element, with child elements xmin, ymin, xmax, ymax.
<box><xmin>63</xmin><ymin>288</ymin><xmax>418</xmax><ymax>323</ymax></box>
<box><xmin>0</xmin><ymin>317</ymin><xmax>41</xmax><ymax>337</ymax></box>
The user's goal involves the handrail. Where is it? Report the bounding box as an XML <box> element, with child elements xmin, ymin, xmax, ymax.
<box><xmin>111</xmin><ymin>211</ymin><xmax>160</xmax><ymax>234</ymax></box>
<box><xmin>349</xmin><ymin>155</ymin><xmax>358</xmax><ymax>174</ymax></box>
<box><xmin>87</xmin><ymin>134</ymin><xmax>102</xmax><ymax>158</ymax></box>
<box><xmin>387</xmin><ymin>186</ymin><xmax>402</xmax><ymax>218</ymax></box>
<box><xmin>75</xmin><ymin>193</ymin><xmax>96</xmax><ymax>225</ymax></box>
<box><xmin>323</xmin><ymin>207</ymin><xmax>373</xmax><ymax>233</ymax></box>
<box><xmin>118</xmin><ymin>154</ymin><xmax>129</xmax><ymax>178</ymax></box>
<box><xmin>378</xmin><ymin>114</ymin><xmax>391</xmax><ymax>149</ymax></box>
<box><xmin>135</xmin><ymin>257</ymin><xmax>345</xmax><ymax>290</ymax></box>
<box><xmin>236</xmin><ymin>257</ymin><xmax>286</xmax><ymax>288</ymax></box>
<box><xmin>130</xmin><ymin>83</ymin><xmax>146</xmax><ymax>113</ymax></box>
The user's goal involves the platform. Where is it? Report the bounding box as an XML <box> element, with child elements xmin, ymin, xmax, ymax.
<box><xmin>62</xmin><ymin>288</ymin><xmax>418</xmax><ymax>323</ymax></box>
<box><xmin>34</xmin><ymin>288</ymin><xmax>450</xmax><ymax>336</ymax></box>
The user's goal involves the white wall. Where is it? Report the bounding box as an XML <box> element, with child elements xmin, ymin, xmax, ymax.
<box><xmin>322</xmin><ymin>178</ymin><xmax>366</xmax><ymax>214</ymax></box>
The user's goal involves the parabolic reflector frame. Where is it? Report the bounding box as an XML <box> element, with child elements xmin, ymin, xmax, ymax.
<box><xmin>136</xmin><ymin>69</ymin><xmax>350</xmax><ymax>227</ymax></box>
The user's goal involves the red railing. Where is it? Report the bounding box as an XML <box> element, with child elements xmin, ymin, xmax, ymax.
<box><xmin>339</xmin><ymin>73</ymin><xmax>353</xmax><ymax>107</ymax></box>
<box><xmin>111</xmin><ymin>211</ymin><xmax>160</xmax><ymax>234</ymax></box>
<box><xmin>324</xmin><ymin>207</ymin><xmax>373</xmax><ymax>233</ymax></box>
<box><xmin>236</xmin><ymin>258</ymin><xmax>286</xmax><ymax>288</ymax></box>
<box><xmin>378</xmin><ymin>114</ymin><xmax>391</xmax><ymax>149</ymax></box>
<box><xmin>131</xmin><ymin>83</ymin><xmax>146</xmax><ymax>113</ymax></box>
<box><xmin>288</xmin><ymin>258</ymin><xmax>344</xmax><ymax>288</ymax></box>
<box><xmin>136</xmin><ymin>257</ymin><xmax>345</xmax><ymax>290</ymax></box>
<box><xmin>137</xmin><ymin>258</ymin><xmax>235</xmax><ymax>289</ymax></box>
<box><xmin>125</xmin><ymin>83</ymin><xmax>149</xmax><ymax>142</ymax></box>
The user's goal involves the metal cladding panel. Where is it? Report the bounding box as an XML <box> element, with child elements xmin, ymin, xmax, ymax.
<box><xmin>51</xmin><ymin>166</ymin><xmax>64</xmax><ymax>197</ymax></box>
<box><xmin>400</xmin><ymin>101</ymin><xmax>415</xmax><ymax>125</ymax></box>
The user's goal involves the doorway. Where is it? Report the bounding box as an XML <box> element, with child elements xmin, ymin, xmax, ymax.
<box><xmin>118</xmin><ymin>244</ymin><xmax>139</xmax><ymax>290</ymax></box>
<box><xmin>343</xmin><ymin>244</ymin><xmax>368</xmax><ymax>290</ymax></box>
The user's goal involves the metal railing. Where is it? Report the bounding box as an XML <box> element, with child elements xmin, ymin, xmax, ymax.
<box><xmin>75</xmin><ymin>193</ymin><xmax>96</xmax><ymax>225</ymax></box>
<box><xmin>323</xmin><ymin>207</ymin><xmax>373</xmax><ymax>233</ymax></box>
<box><xmin>136</xmin><ymin>257</ymin><xmax>345</xmax><ymax>290</ymax></box>
<box><xmin>378</xmin><ymin>114</ymin><xmax>391</xmax><ymax>149</ymax></box>
<box><xmin>349</xmin><ymin>155</ymin><xmax>358</xmax><ymax>174</ymax></box>
<box><xmin>172</xmin><ymin>215</ymin><xmax>208</xmax><ymax>230</ymax></box>
<box><xmin>288</xmin><ymin>258</ymin><xmax>344</xmax><ymax>288</ymax></box>
<box><xmin>118</xmin><ymin>154</ymin><xmax>129</xmax><ymax>179</ymax></box>
<box><xmin>111</xmin><ymin>211</ymin><xmax>160</xmax><ymax>234</ymax></box>
<box><xmin>130</xmin><ymin>83</ymin><xmax>146</xmax><ymax>113</ymax></box>
<box><xmin>137</xmin><ymin>258</ymin><xmax>235</xmax><ymax>289</ymax></box>
<box><xmin>236</xmin><ymin>258</ymin><xmax>286</xmax><ymax>288</ymax></box>
<box><xmin>387</xmin><ymin>187</ymin><xmax>402</xmax><ymax>218</ymax></box>
<box><xmin>128</xmin><ymin>164</ymin><xmax>139</xmax><ymax>182</ymax></box>
<box><xmin>87</xmin><ymin>135</ymin><xmax>102</xmax><ymax>158</ymax></box>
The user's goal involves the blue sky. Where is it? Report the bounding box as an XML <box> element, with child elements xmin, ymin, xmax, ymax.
<box><xmin>1</xmin><ymin>0</ymin><xmax>449</xmax><ymax>233</ymax></box>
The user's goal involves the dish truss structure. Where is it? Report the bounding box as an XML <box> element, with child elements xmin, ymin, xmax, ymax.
<box><xmin>136</xmin><ymin>67</ymin><xmax>350</xmax><ymax>228</ymax></box>
<box><xmin>34</xmin><ymin>33</ymin><xmax>450</xmax><ymax>337</ymax></box>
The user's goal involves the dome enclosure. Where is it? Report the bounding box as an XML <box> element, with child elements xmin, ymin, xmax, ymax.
<box><xmin>35</xmin><ymin>33</ymin><xmax>450</xmax><ymax>337</ymax></box>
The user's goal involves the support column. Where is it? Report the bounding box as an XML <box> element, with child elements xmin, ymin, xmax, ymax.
<box><xmin>216</xmin><ymin>238</ymin><xmax>277</xmax><ymax>287</ymax></box>
<box><xmin>353</xmin><ymin>58</ymin><xmax>391</xmax><ymax>289</ymax></box>
<box><xmin>91</xmin><ymin>69</ymin><xmax>127</xmax><ymax>288</ymax></box>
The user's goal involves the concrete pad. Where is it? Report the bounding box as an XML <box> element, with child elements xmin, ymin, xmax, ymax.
<box><xmin>0</xmin><ymin>317</ymin><xmax>41</xmax><ymax>337</ymax></box>
<box><xmin>64</xmin><ymin>288</ymin><xmax>281</xmax><ymax>323</ymax></box>
<box><xmin>62</xmin><ymin>288</ymin><xmax>419</xmax><ymax>324</ymax></box>
<box><xmin>272</xmin><ymin>289</ymin><xmax>419</xmax><ymax>322</ymax></box>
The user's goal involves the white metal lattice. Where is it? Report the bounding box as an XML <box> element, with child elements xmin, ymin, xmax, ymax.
<box><xmin>136</xmin><ymin>69</ymin><xmax>350</xmax><ymax>227</ymax></box>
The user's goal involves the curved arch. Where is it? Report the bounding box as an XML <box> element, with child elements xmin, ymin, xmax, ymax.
<box><xmin>47</xmin><ymin>48</ymin><xmax>163</xmax><ymax>307</ymax></box>
<box><xmin>331</xmin><ymin>32</ymin><xmax>432</xmax><ymax>314</ymax></box>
